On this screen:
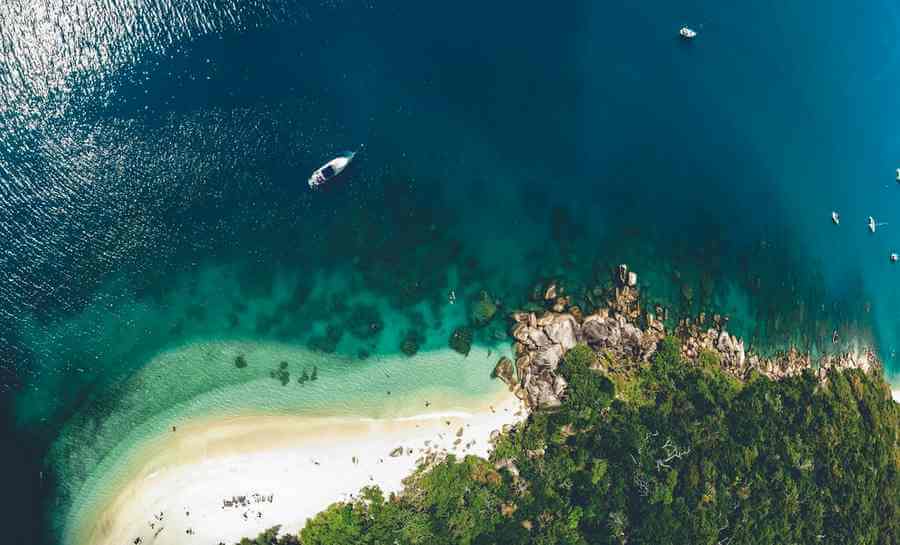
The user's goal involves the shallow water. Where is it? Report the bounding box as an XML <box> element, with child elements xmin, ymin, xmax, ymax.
<box><xmin>54</xmin><ymin>343</ymin><xmax>512</xmax><ymax>544</ymax></box>
<box><xmin>2</xmin><ymin>1</ymin><xmax>900</xmax><ymax>541</ymax></box>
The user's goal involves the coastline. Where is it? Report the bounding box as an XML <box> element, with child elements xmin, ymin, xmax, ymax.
<box><xmin>68</xmin><ymin>390</ymin><xmax>526</xmax><ymax>545</ymax></box>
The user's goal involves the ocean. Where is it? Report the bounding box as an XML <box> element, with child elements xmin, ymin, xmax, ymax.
<box><xmin>2</xmin><ymin>0</ymin><xmax>900</xmax><ymax>542</ymax></box>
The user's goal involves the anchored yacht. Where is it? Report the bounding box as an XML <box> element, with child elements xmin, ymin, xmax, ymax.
<box><xmin>679</xmin><ymin>27</ymin><xmax>697</xmax><ymax>39</ymax></box>
<box><xmin>831</xmin><ymin>211</ymin><xmax>840</xmax><ymax>225</ymax></box>
<box><xmin>308</xmin><ymin>149</ymin><xmax>360</xmax><ymax>189</ymax></box>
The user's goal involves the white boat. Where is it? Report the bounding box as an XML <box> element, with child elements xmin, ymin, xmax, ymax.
<box><xmin>891</xmin><ymin>253</ymin><xmax>898</xmax><ymax>263</ymax></box>
<box><xmin>896</xmin><ymin>168</ymin><xmax>899</xmax><ymax>182</ymax></box>
<box><xmin>308</xmin><ymin>149</ymin><xmax>359</xmax><ymax>188</ymax></box>
<box><xmin>867</xmin><ymin>215</ymin><xmax>889</xmax><ymax>233</ymax></box>
<box><xmin>831</xmin><ymin>211</ymin><xmax>840</xmax><ymax>225</ymax></box>
<box><xmin>679</xmin><ymin>27</ymin><xmax>697</xmax><ymax>39</ymax></box>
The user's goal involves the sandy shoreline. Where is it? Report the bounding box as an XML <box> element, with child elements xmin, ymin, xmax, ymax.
<box><xmin>69</xmin><ymin>391</ymin><xmax>526</xmax><ymax>545</ymax></box>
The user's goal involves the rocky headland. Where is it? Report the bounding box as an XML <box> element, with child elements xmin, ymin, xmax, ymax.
<box><xmin>494</xmin><ymin>265</ymin><xmax>883</xmax><ymax>409</ymax></box>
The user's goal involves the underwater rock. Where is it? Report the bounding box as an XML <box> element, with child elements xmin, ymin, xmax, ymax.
<box><xmin>449</xmin><ymin>326</ymin><xmax>473</xmax><ymax>356</ymax></box>
<box><xmin>470</xmin><ymin>291</ymin><xmax>498</xmax><ymax>327</ymax></box>
<box><xmin>492</xmin><ymin>356</ymin><xmax>516</xmax><ymax>388</ymax></box>
<box><xmin>401</xmin><ymin>330</ymin><xmax>425</xmax><ymax>357</ymax></box>
<box><xmin>271</xmin><ymin>361</ymin><xmax>290</xmax><ymax>386</ymax></box>
<box><xmin>234</xmin><ymin>355</ymin><xmax>248</xmax><ymax>369</ymax></box>
<box><xmin>347</xmin><ymin>304</ymin><xmax>384</xmax><ymax>339</ymax></box>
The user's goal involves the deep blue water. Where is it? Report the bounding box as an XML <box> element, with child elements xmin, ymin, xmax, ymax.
<box><xmin>2</xmin><ymin>0</ymin><xmax>900</xmax><ymax>541</ymax></box>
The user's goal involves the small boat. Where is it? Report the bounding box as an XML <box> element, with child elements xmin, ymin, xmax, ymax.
<box><xmin>891</xmin><ymin>253</ymin><xmax>899</xmax><ymax>263</ymax></box>
<box><xmin>308</xmin><ymin>149</ymin><xmax>360</xmax><ymax>189</ymax></box>
<box><xmin>868</xmin><ymin>216</ymin><xmax>887</xmax><ymax>233</ymax></box>
<box><xmin>896</xmin><ymin>168</ymin><xmax>900</xmax><ymax>182</ymax></box>
<box><xmin>679</xmin><ymin>27</ymin><xmax>697</xmax><ymax>39</ymax></box>
<box><xmin>831</xmin><ymin>211</ymin><xmax>840</xmax><ymax>225</ymax></box>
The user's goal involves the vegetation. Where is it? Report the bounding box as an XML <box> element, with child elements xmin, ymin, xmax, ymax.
<box><xmin>239</xmin><ymin>337</ymin><xmax>900</xmax><ymax>545</ymax></box>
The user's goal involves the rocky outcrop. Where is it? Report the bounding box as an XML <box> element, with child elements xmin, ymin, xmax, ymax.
<box><xmin>676</xmin><ymin>317</ymin><xmax>880</xmax><ymax>381</ymax></box>
<box><xmin>492</xmin><ymin>356</ymin><xmax>516</xmax><ymax>387</ymax></box>
<box><xmin>509</xmin><ymin>312</ymin><xmax>580</xmax><ymax>409</ymax></box>
<box><xmin>581</xmin><ymin>312</ymin><xmax>661</xmax><ymax>362</ymax></box>
<box><xmin>501</xmin><ymin>265</ymin><xmax>883</xmax><ymax>411</ymax></box>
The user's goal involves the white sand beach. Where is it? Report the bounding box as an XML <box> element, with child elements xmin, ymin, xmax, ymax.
<box><xmin>69</xmin><ymin>392</ymin><xmax>526</xmax><ymax>545</ymax></box>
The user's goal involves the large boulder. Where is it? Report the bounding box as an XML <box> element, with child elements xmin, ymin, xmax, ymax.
<box><xmin>543</xmin><ymin>314</ymin><xmax>579</xmax><ymax>350</ymax></box>
<box><xmin>492</xmin><ymin>356</ymin><xmax>516</xmax><ymax>387</ymax></box>
<box><xmin>619</xmin><ymin>323</ymin><xmax>644</xmax><ymax>358</ymax></box>
<box><xmin>524</xmin><ymin>369</ymin><xmax>563</xmax><ymax>409</ymax></box>
<box><xmin>532</xmin><ymin>344</ymin><xmax>564</xmax><ymax>370</ymax></box>
<box><xmin>581</xmin><ymin>317</ymin><xmax>620</xmax><ymax>347</ymax></box>
<box><xmin>581</xmin><ymin>315</ymin><xmax>650</xmax><ymax>360</ymax></box>
<box><xmin>527</xmin><ymin>328</ymin><xmax>552</xmax><ymax>348</ymax></box>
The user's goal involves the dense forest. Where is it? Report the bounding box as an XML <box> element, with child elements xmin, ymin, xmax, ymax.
<box><xmin>237</xmin><ymin>337</ymin><xmax>900</xmax><ymax>545</ymax></box>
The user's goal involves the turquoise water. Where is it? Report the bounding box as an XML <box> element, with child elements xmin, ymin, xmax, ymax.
<box><xmin>53</xmin><ymin>341</ymin><xmax>512</xmax><ymax>544</ymax></box>
<box><xmin>2</xmin><ymin>1</ymin><xmax>900</xmax><ymax>542</ymax></box>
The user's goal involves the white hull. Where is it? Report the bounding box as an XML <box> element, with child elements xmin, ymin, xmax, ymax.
<box><xmin>309</xmin><ymin>152</ymin><xmax>356</xmax><ymax>188</ymax></box>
